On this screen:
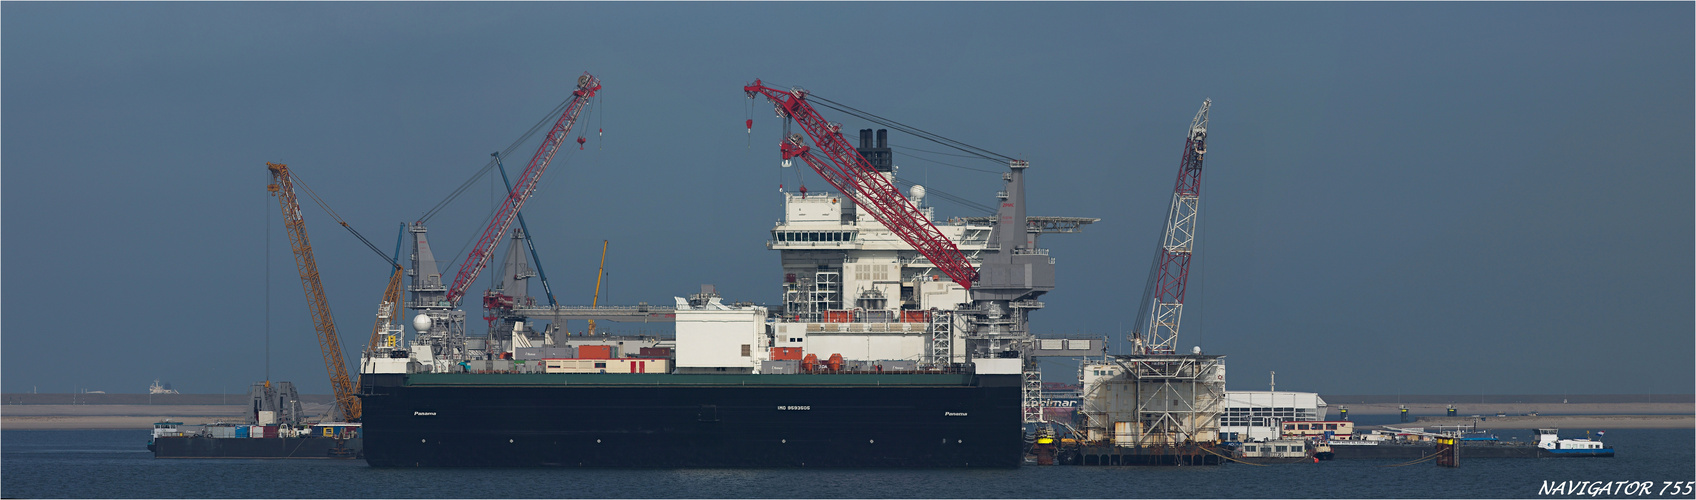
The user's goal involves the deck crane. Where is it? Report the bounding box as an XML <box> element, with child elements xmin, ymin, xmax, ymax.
<box><xmin>743</xmin><ymin>80</ymin><xmax>978</xmax><ymax>289</ymax></box>
<box><xmin>479</xmin><ymin>153</ymin><xmax>563</xmax><ymax>340</ymax></box>
<box><xmin>587</xmin><ymin>240</ymin><xmax>608</xmax><ymax>335</ymax></box>
<box><xmin>444</xmin><ymin>72</ymin><xmax>600</xmax><ymax>307</ymax></box>
<box><xmin>1136</xmin><ymin>99</ymin><xmax>1211</xmax><ymax>354</ymax></box>
<box><xmin>266</xmin><ymin>162</ymin><xmax>360</xmax><ymax>422</ymax></box>
<box><xmin>367</xmin><ymin>225</ymin><xmax>405</xmax><ymax>363</ymax></box>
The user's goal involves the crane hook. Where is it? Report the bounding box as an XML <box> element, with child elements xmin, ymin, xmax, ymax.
<box><xmin>577</xmin><ymin>136</ymin><xmax>586</xmax><ymax>150</ymax></box>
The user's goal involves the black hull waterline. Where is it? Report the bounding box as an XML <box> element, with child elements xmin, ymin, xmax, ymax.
<box><xmin>150</xmin><ymin>436</ymin><xmax>362</xmax><ymax>459</ymax></box>
<box><xmin>359</xmin><ymin>372</ymin><xmax>1023</xmax><ymax>468</ymax></box>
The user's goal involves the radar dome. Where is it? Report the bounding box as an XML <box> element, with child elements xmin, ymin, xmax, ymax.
<box><xmin>413</xmin><ymin>314</ymin><xmax>432</xmax><ymax>332</ymax></box>
<box><xmin>910</xmin><ymin>185</ymin><xmax>926</xmax><ymax>205</ymax></box>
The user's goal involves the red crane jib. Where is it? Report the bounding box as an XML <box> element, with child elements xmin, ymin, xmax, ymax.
<box><xmin>1150</xmin><ymin>134</ymin><xmax>1206</xmax><ymax>307</ymax></box>
<box><xmin>445</xmin><ymin>73</ymin><xmax>601</xmax><ymax>305</ymax></box>
<box><xmin>744</xmin><ymin>80</ymin><xmax>978</xmax><ymax>289</ymax></box>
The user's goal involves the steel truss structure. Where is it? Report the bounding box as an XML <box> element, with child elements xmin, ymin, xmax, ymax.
<box><xmin>1081</xmin><ymin>354</ymin><xmax>1224</xmax><ymax>448</ymax></box>
<box><xmin>1023</xmin><ymin>368</ymin><xmax>1045</xmax><ymax>423</ymax></box>
<box><xmin>1144</xmin><ymin>100</ymin><xmax>1211</xmax><ymax>354</ymax></box>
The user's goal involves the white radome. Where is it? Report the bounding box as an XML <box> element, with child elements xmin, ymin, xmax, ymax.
<box><xmin>910</xmin><ymin>184</ymin><xmax>926</xmax><ymax>205</ymax></box>
<box><xmin>413</xmin><ymin>314</ymin><xmax>433</xmax><ymax>332</ymax></box>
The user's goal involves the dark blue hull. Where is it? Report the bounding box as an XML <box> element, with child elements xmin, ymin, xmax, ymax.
<box><xmin>359</xmin><ymin>372</ymin><xmax>1023</xmax><ymax>467</ymax></box>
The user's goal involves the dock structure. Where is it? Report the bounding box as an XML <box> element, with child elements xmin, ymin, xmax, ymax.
<box><xmin>1073</xmin><ymin>353</ymin><xmax>1227</xmax><ymax>465</ymax></box>
<box><xmin>1435</xmin><ymin>436</ymin><xmax>1460</xmax><ymax>467</ymax></box>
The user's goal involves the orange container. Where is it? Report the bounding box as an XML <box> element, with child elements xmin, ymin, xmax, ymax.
<box><xmin>822</xmin><ymin>310</ymin><xmax>851</xmax><ymax>323</ymax></box>
<box><xmin>578</xmin><ymin>345</ymin><xmax>613</xmax><ymax>359</ymax></box>
<box><xmin>901</xmin><ymin>311</ymin><xmax>929</xmax><ymax>323</ymax></box>
<box><xmin>770</xmin><ymin>347</ymin><xmax>804</xmax><ymax>361</ymax></box>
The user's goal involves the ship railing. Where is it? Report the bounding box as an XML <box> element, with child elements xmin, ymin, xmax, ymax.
<box><xmin>773</xmin><ymin>309</ymin><xmax>933</xmax><ymax>324</ymax></box>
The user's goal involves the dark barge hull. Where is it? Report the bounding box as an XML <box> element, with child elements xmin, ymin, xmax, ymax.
<box><xmin>359</xmin><ymin>372</ymin><xmax>1022</xmax><ymax>467</ymax></box>
<box><xmin>1073</xmin><ymin>444</ymin><xmax>1227</xmax><ymax>466</ymax></box>
<box><xmin>1330</xmin><ymin>443</ymin><xmax>1543</xmax><ymax>459</ymax></box>
<box><xmin>150</xmin><ymin>436</ymin><xmax>361</xmax><ymax>459</ymax></box>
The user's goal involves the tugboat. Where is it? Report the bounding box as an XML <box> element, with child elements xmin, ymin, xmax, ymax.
<box><xmin>1536</xmin><ymin>429</ymin><xmax>1613</xmax><ymax>457</ymax></box>
<box><xmin>1311</xmin><ymin>440</ymin><xmax>1334</xmax><ymax>461</ymax></box>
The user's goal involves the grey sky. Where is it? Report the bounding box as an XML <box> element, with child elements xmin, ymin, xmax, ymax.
<box><xmin>4</xmin><ymin>2</ymin><xmax>1690</xmax><ymax>396</ymax></box>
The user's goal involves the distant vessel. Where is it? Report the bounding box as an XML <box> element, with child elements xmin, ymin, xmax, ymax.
<box><xmin>1536</xmin><ymin>428</ymin><xmax>1614</xmax><ymax>457</ymax></box>
<box><xmin>148</xmin><ymin>379</ymin><xmax>178</xmax><ymax>395</ymax></box>
<box><xmin>148</xmin><ymin>381</ymin><xmax>362</xmax><ymax>459</ymax></box>
<box><xmin>1325</xmin><ymin>428</ymin><xmax>1611</xmax><ymax>459</ymax></box>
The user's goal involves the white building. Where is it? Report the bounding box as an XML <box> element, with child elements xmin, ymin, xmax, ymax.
<box><xmin>673</xmin><ymin>297</ymin><xmax>768</xmax><ymax>374</ymax></box>
<box><xmin>1219</xmin><ymin>391</ymin><xmax>1328</xmax><ymax>442</ymax></box>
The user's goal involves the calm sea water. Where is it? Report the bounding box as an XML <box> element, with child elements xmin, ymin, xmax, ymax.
<box><xmin>3</xmin><ymin>428</ymin><xmax>1691</xmax><ymax>498</ymax></box>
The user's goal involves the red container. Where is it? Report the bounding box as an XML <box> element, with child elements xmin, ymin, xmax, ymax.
<box><xmin>770</xmin><ymin>347</ymin><xmax>804</xmax><ymax>361</ymax></box>
<box><xmin>822</xmin><ymin>310</ymin><xmax>851</xmax><ymax>323</ymax></box>
<box><xmin>262</xmin><ymin>425</ymin><xmax>279</xmax><ymax>438</ymax></box>
<box><xmin>578</xmin><ymin>345</ymin><xmax>613</xmax><ymax>359</ymax></box>
<box><xmin>639</xmin><ymin>347</ymin><xmax>672</xmax><ymax>358</ymax></box>
<box><xmin>901</xmin><ymin>311</ymin><xmax>929</xmax><ymax>323</ymax></box>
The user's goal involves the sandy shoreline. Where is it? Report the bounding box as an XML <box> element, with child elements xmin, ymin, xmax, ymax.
<box><xmin>1336</xmin><ymin>402</ymin><xmax>1694</xmax><ymax>416</ymax></box>
<box><xmin>1402</xmin><ymin>414</ymin><xmax>1694</xmax><ymax>430</ymax></box>
<box><xmin>2</xmin><ymin>403</ymin><xmax>334</xmax><ymax>430</ymax></box>
<box><xmin>2</xmin><ymin>416</ymin><xmax>249</xmax><ymax>430</ymax></box>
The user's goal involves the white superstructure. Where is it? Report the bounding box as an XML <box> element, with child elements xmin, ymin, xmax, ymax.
<box><xmin>1218</xmin><ymin>391</ymin><xmax>1328</xmax><ymax>441</ymax></box>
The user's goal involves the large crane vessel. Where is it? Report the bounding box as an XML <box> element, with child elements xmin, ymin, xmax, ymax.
<box><xmin>357</xmin><ymin>77</ymin><xmax>1100</xmax><ymax>467</ymax></box>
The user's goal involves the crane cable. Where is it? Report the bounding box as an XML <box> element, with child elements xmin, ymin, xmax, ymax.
<box><xmin>892</xmin><ymin>146</ymin><xmax>1004</xmax><ymax>174</ymax></box>
<box><xmin>417</xmin><ymin>95</ymin><xmax>575</xmax><ymax>223</ymax></box>
<box><xmin>1379</xmin><ymin>449</ymin><xmax>1451</xmax><ymax>467</ymax></box>
<box><xmin>890</xmin><ymin>176</ymin><xmax>996</xmax><ymax>215</ymax></box>
<box><xmin>436</xmin><ymin>95</ymin><xmax>593</xmax><ymax>277</ymax></box>
<box><xmin>806</xmin><ymin>93</ymin><xmax>1015</xmax><ymax>164</ymax></box>
<box><xmin>291</xmin><ymin>172</ymin><xmax>400</xmax><ymax>270</ymax></box>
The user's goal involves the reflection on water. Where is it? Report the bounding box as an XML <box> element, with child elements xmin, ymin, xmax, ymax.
<box><xmin>3</xmin><ymin>429</ymin><xmax>1691</xmax><ymax>499</ymax></box>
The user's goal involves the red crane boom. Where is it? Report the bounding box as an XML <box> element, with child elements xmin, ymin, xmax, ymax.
<box><xmin>743</xmin><ymin>80</ymin><xmax>978</xmax><ymax>289</ymax></box>
<box><xmin>445</xmin><ymin>72</ymin><xmax>600</xmax><ymax>305</ymax></box>
<box><xmin>1142</xmin><ymin>99</ymin><xmax>1210</xmax><ymax>354</ymax></box>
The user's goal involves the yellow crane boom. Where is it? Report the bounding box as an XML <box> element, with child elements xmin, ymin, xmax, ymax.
<box><xmin>587</xmin><ymin>240</ymin><xmax>607</xmax><ymax>335</ymax></box>
<box><xmin>368</xmin><ymin>266</ymin><xmax>404</xmax><ymax>357</ymax></box>
<box><xmin>267</xmin><ymin>162</ymin><xmax>360</xmax><ymax>422</ymax></box>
